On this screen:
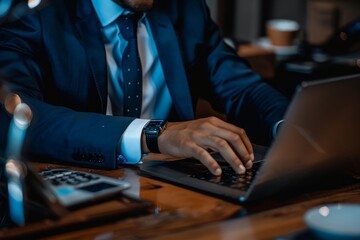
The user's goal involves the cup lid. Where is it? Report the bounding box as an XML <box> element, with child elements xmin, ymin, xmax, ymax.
<box><xmin>267</xmin><ymin>19</ymin><xmax>299</xmax><ymax>31</ymax></box>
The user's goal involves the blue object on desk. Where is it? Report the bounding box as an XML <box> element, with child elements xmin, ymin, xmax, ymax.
<box><xmin>304</xmin><ymin>204</ymin><xmax>360</xmax><ymax>240</ymax></box>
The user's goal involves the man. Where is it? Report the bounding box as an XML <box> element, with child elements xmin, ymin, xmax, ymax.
<box><xmin>0</xmin><ymin>0</ymin><xmax>288</xmax><ymax>175</ymax></box>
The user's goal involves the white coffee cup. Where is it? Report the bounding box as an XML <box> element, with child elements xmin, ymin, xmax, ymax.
<box><xmin>266</xmin><ymin>19</ymin><xmax>300</xmax><ymax>46</ymax></box>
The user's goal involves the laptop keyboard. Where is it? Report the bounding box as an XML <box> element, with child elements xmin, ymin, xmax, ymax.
<box><xmin>187</xmin><ymin>146</ymin><xmax>267</xmax><ymax>191</ymax></box>
<box><xmin>188</xmin><ymin>161</ymin><xmax>262</xmax><ymax>191</ymax></box>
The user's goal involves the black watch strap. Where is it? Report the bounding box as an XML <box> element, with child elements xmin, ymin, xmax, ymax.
<box><xmin>144</xmin><ymin>120</ymin><xmax>167</xmax><ymax>153</ymax></box>
<box><xmin>146</xmin><ymin>132</ymin><xmax>160</xmax><ymax>153</ymax></box>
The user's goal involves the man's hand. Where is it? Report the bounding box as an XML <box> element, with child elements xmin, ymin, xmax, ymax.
<box><xmin>157</xmin><ymin>117</ymin><xmax>254</xmax><ymax>176</ymax></box>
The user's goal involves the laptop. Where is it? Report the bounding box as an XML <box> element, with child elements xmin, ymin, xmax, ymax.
<box><xmin>141</xmin><ymin>74</ymin><xmax>360</xmax><ymax>203</ymax></box>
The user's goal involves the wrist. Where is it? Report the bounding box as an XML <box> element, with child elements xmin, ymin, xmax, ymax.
<box><xmin>143</xmin><ymin>120</ymin><xmax>168</xmax><ymax>153</ymax></box>
<box><xmin>141</xmin><ymin>132</ymin><xmax>150</xmax><ymax>154</ymax></box>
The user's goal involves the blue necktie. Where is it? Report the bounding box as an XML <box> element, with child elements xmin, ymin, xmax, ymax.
<box><xmin>116</xmin><ymin>14</ymin><xmax>142</xmax><ymax>117</ymax></box>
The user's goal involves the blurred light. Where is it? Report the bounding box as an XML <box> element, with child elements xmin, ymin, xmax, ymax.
<box><xmin>5</xmin><ymin>103</ymin><xmax>32</xmax><ymax>159</ymax></box>
<box><xmin>4</xmin><ymin>93</ymin><xmax>22</xmax><ymax>114</ymax></box>
<box><xmin>319</xmin><ymin>206</ymin><xmax>330</xmax><ymax>217</ymax></box>
<box><xmin>6</xmin><ymin>159</ymin><xmax>25</xmax><ymax>225</ymax></box>
<box><xmin>1</xmin><ymin>0</ymin><xmax>47</xmax><ymax>23</ymax></box>
<box><xmin>13</xmin><ymin>103</ymin><xmax>32</xmax><ymax>129</ymax></box>
<box><xmin>8</xmin><ymin>180</ymin><xmax>25</xmax><ymax>225</ymax></box>
<box><xmin>5</xmin><ymin>159</ymin><xmax>23</xmax><ymax>179</ymax></box>
<box><xmin>0</xmin><ymin>0</ymin><xmax>13</xmax><ymax>18</ymax></box>
<box><xmin>28</xmin><ymin>0</ymin><xmax>41</xmax><ymax>9</ymax></box>
<box><xmin>8</xmin><ymin>181</ymin><xmax>23</xmax><ymax>202</ymax></box>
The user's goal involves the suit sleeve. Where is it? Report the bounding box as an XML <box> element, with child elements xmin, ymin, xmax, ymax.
<box><xmin>0</xmin><ymin>14</ymin><xmax>134</xmax><ymax>169</ymax></box>
<box><xmin>198</xmin><ymin>0</ymin><xmax>289</xmax><ymax>145</ymax></box>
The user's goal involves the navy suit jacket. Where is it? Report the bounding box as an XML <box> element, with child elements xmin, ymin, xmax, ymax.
<box><xmin>0</xmin><ymin>0</ymin><xmax>288</xmax><ymax>168</ymax></box>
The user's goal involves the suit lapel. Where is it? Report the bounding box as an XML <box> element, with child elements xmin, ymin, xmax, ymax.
<box><xmin>147</xmin><ymin>10</ymin><xmax>194</xmax><ymax>121</ymax></box>
<box><xmin>74</xmin><ymin>0</ymin><xmax>107</xmax><ymax>113</ymax></box>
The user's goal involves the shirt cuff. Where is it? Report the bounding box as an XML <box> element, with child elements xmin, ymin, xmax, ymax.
<box><xmin>272</xmin><ymin>119</ymin><xmax>284</xmax><ymax>139</ymax></box>
<box><xmin>118</xmin><ymin>118</ymin><xmax>150</xmax><ymax>165</ymax></box>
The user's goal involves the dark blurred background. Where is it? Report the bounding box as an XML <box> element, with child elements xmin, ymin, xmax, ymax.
<box><xmin>207</xmin><ymin>0</ymin><xmax>360</xmax><ymax>45</ymax></box>
<box><xmin>206</xmin><ymin>0</ymin><xmax>360</xmax><ymax>98</ymax></box>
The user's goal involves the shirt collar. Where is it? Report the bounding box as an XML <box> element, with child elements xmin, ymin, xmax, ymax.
<box><xmin>91</xmin><ymin>0</ymin><xmax>133</xmax><ymax>27</ymax></box>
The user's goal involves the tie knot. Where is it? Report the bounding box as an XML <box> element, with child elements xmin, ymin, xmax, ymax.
<box><xmin>116</xmin><ymin>14</ymin><xmax>141</xmax><ymax>40</ymax></box>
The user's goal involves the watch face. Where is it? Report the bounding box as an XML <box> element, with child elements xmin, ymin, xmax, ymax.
<box><xmin>145</xmin><ymin>120</ymin><xmax>167</xmax><ymax>134</ymax></box>
<box><xmin>149</xmin><ymin>120</ymin><xmax>166</xmax><ymax>128</ymax></box>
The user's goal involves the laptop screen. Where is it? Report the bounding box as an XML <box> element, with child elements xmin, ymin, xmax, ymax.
<box><xmin>248</xmin><ymin>74</ymin><xmax>360</xmax><ymax>201</ymax></box>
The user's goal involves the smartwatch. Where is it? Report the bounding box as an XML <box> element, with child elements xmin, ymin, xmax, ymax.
<box><xmin>143</xmin><ymin>120</ymin><xmax>168</xmax><ymax>153</ymax></box>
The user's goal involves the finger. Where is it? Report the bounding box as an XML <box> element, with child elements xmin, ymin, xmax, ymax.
<box><xmin>238</xmin><ymin>129</ymin><xmax>254</xmax><ymax>162</ymax></box>
<box><xmin>205</xmin><ymin>118</ymin><xmax>254</xmax><ymax>167</ymax></box>
<box><xmin>234</xmin><ymin>128</ymin><xmax>254</xmax><ymax>169</ymax></box>
<box><xmin>215</xmin><ymin>121</ymin><xmax>253</xmax><ymax>156</ymax></box>
<box><xmin>212</xmin><ymin>130</ymin><xmax>250</xmax><ymax>161</ymax></box>
<box><xmin>199</xmin><ymin>121</ymin><xmax>252</xmax><ymax>167</ymax></box>
<box><xmin>199</xmin><ymin>136</ymin><xmax>246</xmax><ymax>174</ymax></box>
<box><xmin>191</xmin><ymin>145</ymin><xmax>222</xmax><ymax>176</ymax></box>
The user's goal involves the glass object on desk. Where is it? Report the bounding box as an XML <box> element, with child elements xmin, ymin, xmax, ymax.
<box><xmin>304</xmin><ymin>204</ymin><xmax>360</xmax><ymax>240</ymax></box>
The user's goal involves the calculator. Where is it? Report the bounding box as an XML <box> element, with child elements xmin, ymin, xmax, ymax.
<box><xmin>39</xmin><ymin>169</ymin><xmax>131</xmax><ymax>207</ymax></box>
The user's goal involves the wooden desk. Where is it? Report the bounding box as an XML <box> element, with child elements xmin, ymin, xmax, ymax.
<box><xmin>155</xmin><ymin>179</ymin><xmax>360</xmax><ymax>240</ymax></box>
<box><xmin>1</xmin><ymin>156</ymin><xmax>360</xmax><ymax>239</ymax></box>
